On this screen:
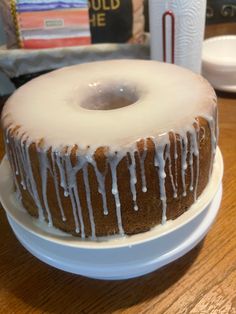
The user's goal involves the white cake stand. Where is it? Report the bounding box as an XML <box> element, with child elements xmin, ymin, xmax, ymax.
<box><xmin>0</xmin><ymin>148</ymin><xmax>223</xmax><ymax>280</ymax></box>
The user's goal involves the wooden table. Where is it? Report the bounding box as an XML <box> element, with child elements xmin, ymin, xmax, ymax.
<box><xmin>1</xmin><ymin>22</ymin><xmax>236</xmax><ymax>312</ymax></box>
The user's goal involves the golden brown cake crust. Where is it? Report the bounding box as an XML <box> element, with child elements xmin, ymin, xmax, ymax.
<box><xmin>5</xmin><ymin>117</ymin><xmax>213</xmax><ymax>238</ymax></box>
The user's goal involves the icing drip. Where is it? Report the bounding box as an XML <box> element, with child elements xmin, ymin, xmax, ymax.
<box><xmin>16</xmin><ymin>137</ymin><xmax>29</xmax><ymax>192</ymax></box>
<box><xmin>38</xmin><ymin>149</ymin><xmax>53</xmax><ymax>226</ymax></box>
<box><xmin>82</xmin><ymin>162</ymin><xmax>96</xmax><ymax>239</ymax></box>
<box><xmin>70</xmin><ymin>188</ymin><xmax>80</xmax><ymax>234</ymax></box>
<box><xmin>56</xmin><ymin>153</ymin><xmax>68</xmax><ymax>197</ymax></box>
<box><xmin>64</xmin><ymin>151</ymin><xmax>85</xmax><ymax>236</ymax></box>
<box><xmin>22</xmin><ymin>139</ymin><xmax>45</xmax><ymax>221</ymax></box>
<box><xmin>51</xmin><ymin>151</ymin><xmax>66</xmax><ymax>222</ymax></box>
<box><xmin>128</xmin><ymin>151</ymin><xmax>138</xmax><ymax>211</ymax></box>
<box><xmin>63</xmin><ymin>153</ymin><xmax>80</xmax><ymax>233</ymax></box>
<box><xmin>72</xmin><ymin>184</ymin><xmax>85</xmax><ymax>238</ymax></box>
<box><xmin>181</xmin><ymin>135</ymin><xmax>188</xmax><ymax>197</ymax></box>
<box><xmin>193</xmin><ymin>123</ymin><xmax>200</xmax><ymax>201</ymax></box>
<box><xmin>154</xmin><ymin>139</ymin><xmax>167</xmax><ymax>224</ymax></box>
<box><xmin>11</xmin><ymin>138</ymin><xmax>22</xmax><ymax>180</ymax></box>
<box><xmin>200</xmin><ymin>126</ymin><xmax>206</xmax><ymax>143</ymax></box>
<box><xmin>165</xmin><ymin>140</ymin><xmax>177</xmax><ymax>198</ymax></box>
<box><xmin>173</xmin><ymin>133</ymin><xmax>178</xmax><ymax>193</ymax></box>
<box><xmin>6</xmin><ymin>130</ymin><xmax>19</xmax><ymax>177</ymax></box>
<box><xmin>189</xmin><ymin>133</ymin><xmax>194</xmax><ymax>192</ymax></box>
<box><xmin>109</xmin><ymin>153</ymin><xmax>124</xmax><ymax>235</ymax></box>
<box><xmin>87</xmin><ymin>154</ymin><xmax>109</xmax><ymax>216</ymax></box>
<box><xmin>7</xmin><ymin>133</ymin><xmax>46</xmax><ymax>221</ymax></box>
<box><xmin>4</xmin><ymin>130</ymin><xmax>21</xmax><ymax>199</ymax></box>
<box><xmin>205</xmin><ymin>115</ymin><xmax>217</xmax><ymax>179</ymax></box>
<box><xmin>139</xmin><ymin>143</ymin><xmax>147</xmax><ymax>193</ymax></box>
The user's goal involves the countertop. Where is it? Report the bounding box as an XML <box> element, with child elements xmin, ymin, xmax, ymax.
<box><xmin>0</xmin><ymin>26</ymin><xmax>236</xmax><ymax>314</ymax></box>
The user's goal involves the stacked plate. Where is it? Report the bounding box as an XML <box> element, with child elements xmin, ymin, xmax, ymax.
<box><xmin>0</xmin><ymin>148</ymin><xmax>223</xmax><ymax>280</ymax></box>
<box><xmin>202</xmin><ymin>35</ymin><xmax>236</xmax><ymax>92</ymax></box>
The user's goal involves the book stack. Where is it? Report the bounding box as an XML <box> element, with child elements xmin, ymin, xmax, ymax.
<box><xmin>13</xmin><ymin>0</ymin><xmax>91</xmax><ymax>48</ymax></box>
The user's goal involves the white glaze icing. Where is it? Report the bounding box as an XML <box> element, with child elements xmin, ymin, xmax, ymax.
<box><xmin>1</xmin><ymin>60</ymin><xmax>217</xmax><ymax>238</ymax></box>
<box><xmin>38</xmin><ymin>149</ymin><xmax>53</xmax><ymax>226</ymax></box>
<box><xmin>4</xmin><ymin>130</ymin><xmax>21</xmax><ymax>199</ymax></box>
<box><xmin>87</xmin><ymin>153</ymin><xmax>109</xmax><ymax>216</ymax></box>
<box><xmin>22</xmin><ymin>137</ymin><xmax>45</xmax><ymax>221</ymax></box>
<box><xmin>110</xmin><ymin>152</ymin><xmax>125</xmax><ymax>236</ymax></box>
<box><xmin>154</xmin><ymin>138</ymin><xmax>167</xmax><ymax>224</ymax></box>
<box><xmin>82</xmin><ymin>163</ymin><xmax>96</xmax><ymax>239</ymax></box>
<box><xmin>165</xmin><ymin>140</ymin><xmax>177</xmax><ymax>198</ymax></box>
<box><xmin>181</xmin><ymin>135</ymin><xmax>188</xmax><ymax>197</ymax></box>
<box><xmin>193</xmin><ymin>124</ymin><xmax>200</xmax><ymax>202</ymax></box>
<box><xmin>51</xmin><ymin>151</ymin><xmax>66</xmax><ymax>222</ymax></box>
<box><xmin>64</xmin><ymin>150</ymin><xmax>81</xmax><ymax>234</ymax></box>
<box><xmin>128</xmin><ymin>150</ymin><xmax>138</xmax><ymax>211</ymax></box>
<box><xmin>189</xmin><ymin>133</ymin><xmax>194</xmax><ymax>192</ymax></box>
<box><xmin>173</xmin><ymin>133</ymin><xmax>179</xmax><ymax>194</ymax></box>
<box><xmin>2</xmin><ymin>60</ymin><xmax>216</xmax><ymax>150</ymax></box>
<box><xmin>139</xmin><ymin>141</ymin><xmax>147</xmax><ymax>193</ymax></box>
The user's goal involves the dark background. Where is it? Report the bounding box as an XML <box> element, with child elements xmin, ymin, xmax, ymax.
<box><xmin>143</xmin><ymin>0</ymin><xmax>236</xmax><ymax>32</ymax></box>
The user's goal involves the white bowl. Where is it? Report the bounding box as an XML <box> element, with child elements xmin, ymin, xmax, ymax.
<box><xmin>202</xmin><ymin>35</ymin><xmax>236</xmax><ymax>92</ymax></box>
<box><xmin>0</xmin><ymin>149</ymin><xmax>223</xmax><ymax>279</ymax></box>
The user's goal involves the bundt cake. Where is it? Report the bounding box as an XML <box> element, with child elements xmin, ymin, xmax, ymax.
<box><xmin>1</xmin><ymin>60</ymin><xmax>218</xmax><ymax>239</ymax></box>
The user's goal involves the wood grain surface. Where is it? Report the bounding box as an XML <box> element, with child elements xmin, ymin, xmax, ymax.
<box><xmin>0</xmin><ymin>26</ymin><xmax>236</xmax><ymax>314</ymax></box>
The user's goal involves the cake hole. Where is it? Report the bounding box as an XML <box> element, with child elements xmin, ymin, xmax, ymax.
<box><xmin>81</xmin><ymin>83</ymin><xmax>139</xmax><ymax>111</ymax></box>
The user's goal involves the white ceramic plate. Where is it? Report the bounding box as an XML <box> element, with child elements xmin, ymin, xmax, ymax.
<box><xmin>0</xmin><ymin>148</ymin><xmax>223</xmax><ymax>279</ymax></box>
<box><xmin>0</xmin><ymin>148</ymin><xmax>223</xmax><ymax>249</ymax></box>
<box><xmin>202</xmin><ymin>36</ymin><xmax>236</xmax><ymax>92</ymax></box>
<box><xmin>7</xmin><ymin>184</ymin><xmax>222</xmax><ymax>280</ymax></box>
